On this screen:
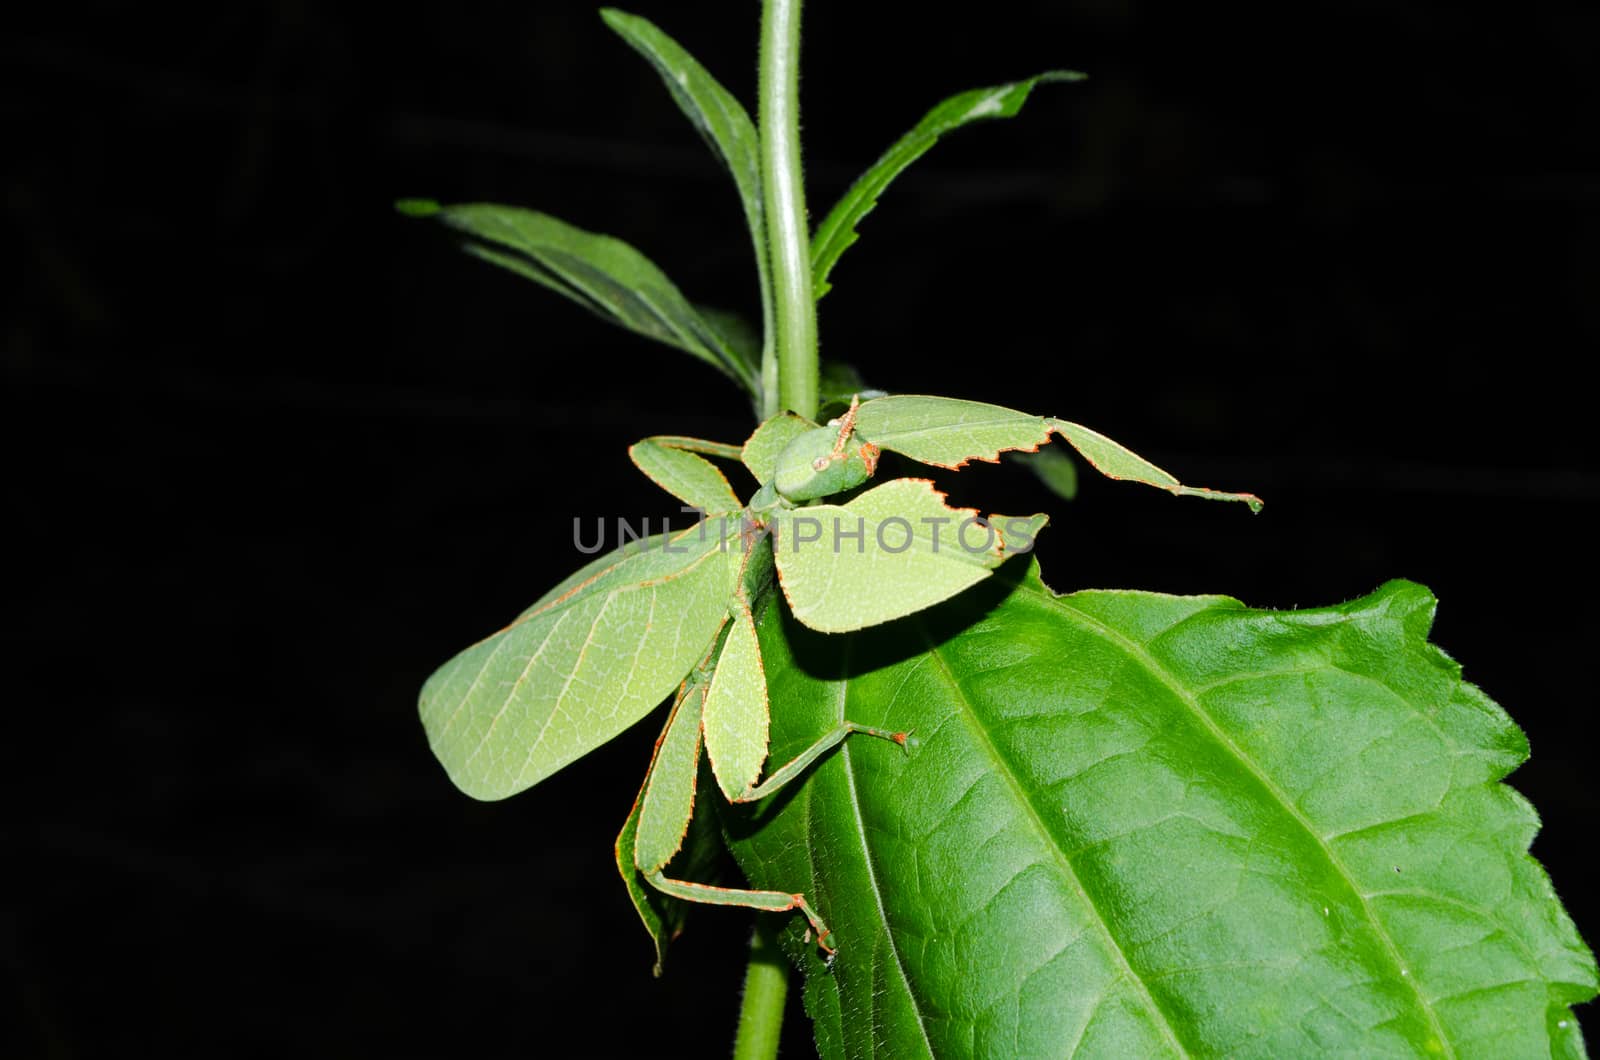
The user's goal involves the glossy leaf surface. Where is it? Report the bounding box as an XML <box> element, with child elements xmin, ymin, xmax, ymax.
<box><xmin>419</xmin><ymin>525</ymin><xmax>739</xmax><ymax>800</ymax></box>
<box><xmin>730</xmin><ymin>567</ymin><xmax>1596</xmax><ymax>1058</ymax></box>
<box><xmin>404</xmin><ymin>201</ymin><xmax>756</xmax><ymax>393</ymax></box>
<box><xmin>811</xmin><ymin>72</ymin><xmax>1085</xmax><ymax>298</ymax></box>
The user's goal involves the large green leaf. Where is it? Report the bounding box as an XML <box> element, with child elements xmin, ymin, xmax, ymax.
<box><xmin>729</xmin><ymin>564</ymin><xmax>1596</xmax><ymax>1058</ymax></box>
<box><xmin>810</xmin><ymin>72</ymin><xmax>1085</xmax><ymax>298</ymax></box>
<box><xmin>600</xmin><ymin>9</ymin><xmax>775</xmax><ymax>391</ymax></box>
<box><xmin>400</xmin><ymin>200</ymin><xmax>757</xmax><ymax>394</ymax></box>
<box><xmin>419</xmin><ymin>524</ymin><xmax>740</xmax><ymax>801</ymax></box>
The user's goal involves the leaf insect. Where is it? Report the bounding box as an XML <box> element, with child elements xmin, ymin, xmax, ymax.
<box><xmin>418</xmin><ymin>394</ymin><xmax>1260</xmax><ymax>962</ymax></box>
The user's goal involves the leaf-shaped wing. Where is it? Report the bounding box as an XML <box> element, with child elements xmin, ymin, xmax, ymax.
<box><xmin>419</xmin><ymin>525</ymin><xmax>740</xmax><ymax>800</ymax></box>
<box><xmin>770</xmin><ymin>478</ymin><xmax>1044</xmax><ymax>633</ymax></box>
<box><xmin>811</xmin><ymin>72</ymin><xmax>1085</xmax><ymax>298</ymax></box>
<box><xmin>731</xmin><ymin>567</ymin><xmax>1597</xmax><ymax>1058</ymax></box>
<box><xmin>517</xmin><ymin>531</ymin><xmax>674</xmax><ymax>620</ymax></box>
<box><xmin>400</xmin><ymin>201</ymin><xmax>756</xmax><ymax>394</ymax></box>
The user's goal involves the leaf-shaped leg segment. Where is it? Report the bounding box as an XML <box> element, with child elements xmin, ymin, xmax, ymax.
<box><xmin>634</xmin><ymin>668</ymin><xmax>715</xmax><ymax>874</ymax></box>
<box><xmin>742</xmin><ymin>412</ymin><xmax>817</xmax><ymax>485</ymax></box>
<box><xmin>645</xmin><ymin>874</ymin><xmax>838</xmax><ymax>954</ymax></box>
<box><xmin>631</xmin><ymin>679</ymin><xmax>842</xmax><ymax>950</ymax></box>
<box><xmin>629</xmin><ymin>436</ymin><xmax>744</xmax><ymax>515</ymax></box>
<box><xmin>704</xmin><ymin>600</ymin><xmax>912</xmax><ymax>804</ymax></box>
<box><xmin>702</xmin><ymin>602</ymin><xmax>771</xmax><ymax>801</ymax></box>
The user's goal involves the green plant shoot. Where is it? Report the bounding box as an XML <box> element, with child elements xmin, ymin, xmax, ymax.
<box><xmin>405</xmin><ymin>5</ymin><xmax>1595</xmax><ymax>1054</ymax></box>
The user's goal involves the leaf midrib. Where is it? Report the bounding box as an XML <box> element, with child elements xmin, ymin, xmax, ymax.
<box><xmin>918</xmin><ymin>623</ymin><xmax>1193</xmax><ymax>1058</ymax></box>
<box><xmin>1024</xmin><ymin>584</ymin><xmax>1458</xmax><ymax>1058</ymax></box>
<box><xmin>828</xmin><ymin>637</ymin><xmax>937</xmax><ymax>1059</ymax></box>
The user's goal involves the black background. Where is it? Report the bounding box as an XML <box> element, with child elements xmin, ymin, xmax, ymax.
<box><xmin>10</xmin><ymin>0</ymin><xmax>1598</xmax><ymax>1055</ymax></box>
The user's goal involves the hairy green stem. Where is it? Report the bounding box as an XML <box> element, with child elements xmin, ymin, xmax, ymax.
<box><xmin>732</xmin><ymin>4</ymin><xmax>808</xmax><ymax>1050</ymax></box>
<box><xmin>759</xmin><ymin>0</ymin><xmax>817</xmax><ymax>421</ymax></box>
<box><xmin>732</xmin><ymin>919</ymin><xmax>789</xmax><ymax>1060</ymax></box>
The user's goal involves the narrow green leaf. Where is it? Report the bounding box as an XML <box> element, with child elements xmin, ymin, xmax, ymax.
<box><xmin>394</xmin><ymin>197</ymin><xmax>440</xmax><ymax>217</ymax></box>
<box><xmin>418</xmin><ymin>524</ymin><xmax>740</xmax><ymax>800</ymax></box>
<box><xmin>1050</xmin><ymin>418</ymin><xmax>1263</xmax><ymax>512</ymax></box>
<box><xmin>702</xmin><ymin>603</ymin><xmax>769</xmax><ymax>800</ymax></box>
<box><xmin>635</xmin><ymin>672</ymin><xmax>710</xmax><ymax>874</ymax></box>
<box><xmin>811</xmin><ymin>72</ymin><xmax>1085</xmax><ymax>298</ymax></box>
<box><xmin>600</xmin><ymin>9</ymin><xmax>775</xmax><ymax>389</ymax></box>
<box><xmin>771</xmin><ymin>478</ymin><xmax>1045</xmax><ymax>632</ymax></box>
<box><xmin>630</xmin><ymin>438</ymin><xmax>743</xmax><ymax>515</ymax></box>
<box><xmin>420</xmin><ymin>203</ymin><xmax>757</xmax><ymax>394</ymax></box>
<box><xmin>742</xmin><ymin>412</ymin><xmax>818</xmax><ymax>485</ymax></box>
<box><xmin>733</xmin><ymin>566</ymin><xmax>1597</xmax><ymax>1057</ymax></box>
<box><xmin>696</xmin><ymin>305</ymin><xmax>761</xmax><ymax>368</ymax></box>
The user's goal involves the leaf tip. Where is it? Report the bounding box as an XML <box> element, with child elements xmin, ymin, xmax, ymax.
<box><xmin>394</xmin><ymin>197</ymin><xmax>441</xmax><ymax>218</ymax></box>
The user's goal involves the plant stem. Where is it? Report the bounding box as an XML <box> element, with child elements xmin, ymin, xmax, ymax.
<box><xmin>759</xmin><ymin>0</ymin><xmax>818</xmax><ymax>421</ymax></box>
<box><xmin>732</xmin><ymin>919</ymin><xmax>789</xmax><ymax>1060</ymax></box>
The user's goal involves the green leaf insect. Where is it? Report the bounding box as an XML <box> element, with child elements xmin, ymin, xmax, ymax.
<box><xmin>418</xmin><ymin>392</ymin><xmax>1259</xmax><ymax>958</ymax></box>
